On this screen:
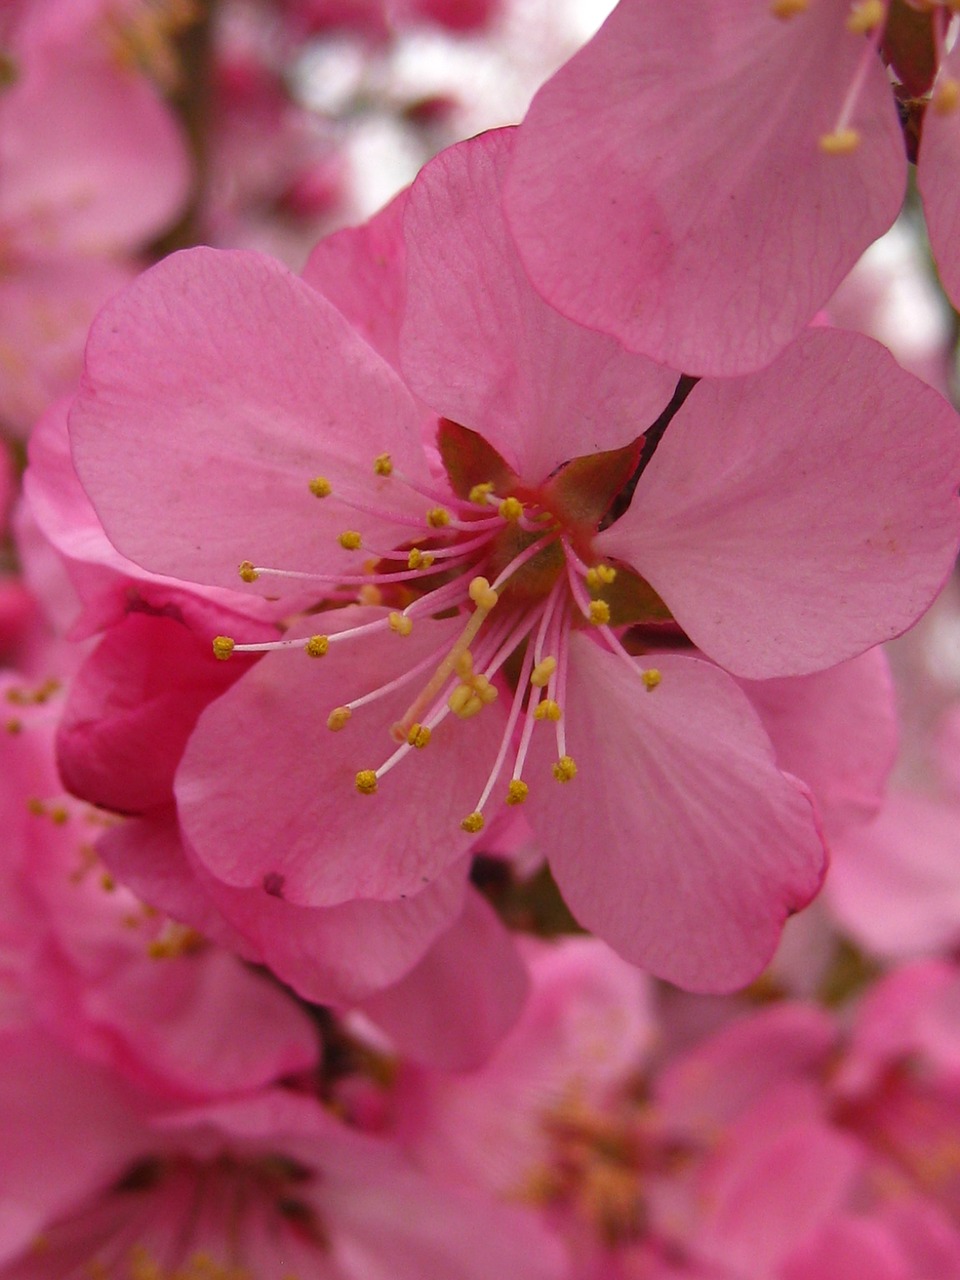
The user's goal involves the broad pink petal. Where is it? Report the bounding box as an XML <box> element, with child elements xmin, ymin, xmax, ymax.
<box><xmin>740</xmin><ymin>648</ymin><xmax>897</xmax><ymax>838</ymax></box>
<box><xmin>780</xmin><ymin>1215</ymin><xmax>908</xmax><ymax>1280</ymax></box>
<box><xmin>504</xmin><ymin>0</ymin><xmax>905</xmax><ymax>375</ymax></box>
<box><xmin>69</xmin><ymin>248</ymin><xmax>431</xmax><ymax>593</ymax></box>
<box><xmin>302</xmin><ymin>185</ymin><xmax>409</xmax><ymax>369</ymax></box>
<box><xmin>359</xmin><ymin>888</ymin><xmax>529</xmax><ymax>1070</ymax></box>
<box><xmin>919</xmin><ymin>45</ymin><xmax>960</xmax><ymax>313</ymax></box>
<box><xmin>400</xmin><ymin>129</ymin><xmax>676</xmax><ymax>484</ymax></box>
<box><xmin>528</xmin><ymin>640</ymin><xmax>826</xmax><ymax>992</ymax></box>
<box><xmin>597</xmin><ymin>330</ymin><xmax>960</xmax><ymax>678</ymax></box>
<box><xmin>176</xmin><ymin>610</ymin><xmax>509</xmax><ymax>903</ymax></box>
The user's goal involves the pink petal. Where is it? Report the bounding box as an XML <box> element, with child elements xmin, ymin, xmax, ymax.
<box><xmin>69</xmin><ymin>248</ymin><xmax>430</xmax><ymax>594</ymax></box>
<box><xmin>504</xmin><ymin>0</ymin><xmax>905</xmax><ymax>374</ymax></box>
<box><xmin>528</xmin><ymin>640</ymin><xmax>826</xmax><ymax>992</ymax></box>
<box><xmin>176</xmin><ymin>609</ymin><xmax>509</xmax><ymax>903</ymax></box>
<box><xmin>359</xmin><ymin>888</ymin><xmax>529</xmax><ymax>1070</ymax></box>
<box><xmin>918</xmin><ymin>45</ymin><xmax>960</xmax><ymax>313</ymax></box>
<box><xmin>399</xmin><ymin>128</ymin><xmax>676</xmax><ymax>484</ymax></box>
<box><xmin>0</xmin><ymin>256</ymin><xmax>135</xmax><ymax>436</ymax></box>
<box><xmin>740</xmin><ymin>648</ymin><xmax>897</xmax><ymax>838</ymax></box>
<box><xmin>597</xmin><ymin>329</ymin><xmax>960</xmax><ymax>678</ymax></box>
<box><xmin>0</xmin><ymin>34</ymin><xmax>189</xmax><ymax>254</ymax></box>
<box><xmin>827</xmin><ymin>791</ymin><xmax>960</xmax><ymax>958</ymax></box>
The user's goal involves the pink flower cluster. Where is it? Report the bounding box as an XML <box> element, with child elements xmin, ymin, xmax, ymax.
<box><xmin>2</xmin><ymin>0</ymin><xmax>960</xmax><ymax>1273</ymax></box>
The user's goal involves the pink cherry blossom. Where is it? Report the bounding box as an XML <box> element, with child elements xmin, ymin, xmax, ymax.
<box><xmin>68</xmin><ymin>127</ymin><xmax>960</xmax><ymax>991</ymax></box>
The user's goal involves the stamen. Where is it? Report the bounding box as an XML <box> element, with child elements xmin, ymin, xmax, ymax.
<box><xmin>506</xmin><ymin>779</ymin><xmax>529</xmax><ymax>805</ymax></box>
<box><xmin>819</xmin><ymin>0</ymin><xmax>889</xmax><ymax>153</ymax></box>
<box><xmin>305</xmin><ymin>635</ymin><xmax>329</xmax><ymax>657</ymax></box>
<box><xmin>642</xmin><ymin>669</ymin><xmax>662</xmax><ymax>690</ymax></box>
<box><xmin>461</xmin><ymin>811</ymin><xmax>485</xmax><ymax>833</ymax></box>
<box><xmin>407</xmin><ymin>723</ymin><xmax>431</xmax><ymax>748</ymax></box>
<box><xmin>846</xmin><ymin>0</ymin><xmax>884</xmax><ymax>33</ymax></box>
<box><xmin>356</xmin><ymin>770</ymin><xmax>378</xmax><ymax>795</ymax></box>
<box><xmin>933</xmin><ymin>77</ymin><xmax>960</xmax><ymax>112</ymax></box>
<box><xmin>585</xmin><ymin>564</ymin><xmax>617</xmax><ymax>590</ymax></box>
<box><xmin>553</xmin><ymin>755</ymin><xmax>578</xmax><ymax>782</ymax></box>
<box><xmin>588</xmin><ymin>601</ymin><xmax>611</xmax><ymax>626</ymax></box>
<box><xmin>533</xmin><ymin>699</ymin><xmax>562</xmax><ymax>721</ymax></box>
<box><xmin>373</xmin><ymin>454</ymin><xmax>393</xmax><ymax>476</ymax></box>
<box><xmin>469</xmin><ymin>481</ymin><xmax>495</xmax><ymax>504</ymax></box>
<box><xmin>212</xmin><ymin>636</ymin><xmax>235</xmax><ymax>660</ymax></box>
<box><xmin>531</xmin><ymin>656</ymin><xmax>557</xmax><ymax>687</ymax></box>
<box><xmin>328</xmin><ymin>707</ymin><xmax>351</xmax><ymax>730</ymax></box>
<box><xmin>771</xmin><ymin>0</ymin><xmax>808</xmax><ymax>15</ymax></box>
<box><xmin>389</xmin><ymin>612</ymin><xmax>413</xmax><ymax>636</ymax></box>
<box><xmin>499</xmin><ymin>496</ymin><xmax>524</xmax><ymax>522</ymax></box>
<box><xmin>309</xmin><ymin>476</ymin><xmax>333</xmax><ymax>498</ymax></box>
<box><xmin>239</xmin><ymin>560</ymin><xmax>259</xmax><ymax>582</ymax></box>
<box><xmin>338</xmin><ymin>530</ymin><xmax>363</xmax><ymax>550</ymax></box>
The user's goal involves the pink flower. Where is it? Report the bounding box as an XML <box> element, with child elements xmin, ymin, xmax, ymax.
<box><xmin>69</xmin><ymin>127</ymin><xmax>960</xmax><ymax>992</ymax></box>
<box><xmin>504</xmin><ymin>0</ymin><xmax>960</xmax><ymax>375</ymax></box>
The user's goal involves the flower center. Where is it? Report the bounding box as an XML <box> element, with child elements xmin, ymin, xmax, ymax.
<box><xmin>214</xmin><ymin>422</ymin><xmax>666</xmax><ymax>835</ymax></box>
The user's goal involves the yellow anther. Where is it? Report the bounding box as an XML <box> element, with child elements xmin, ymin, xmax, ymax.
<box><xmin>5</xmin><ymin>719</ymin><xmax>21</xmax><ymax>734</ymax></box>
<box><xmin>373</xmin><ymin>453</ymin><xmax>393</xmax><ymax>476</ymax></box>
<box><xmin>934</xmin><ymin>77</ymin><xmax>960</xmax><ymax>114</ymax></box>
<box><xmin>588</xmin><ymin>600</ymin><xmax>611</xmax><ymax>626</ymax></box>
<box><xmin>327</xmin><ymin>706</ymin><xmax>351</xmax><ymax>731</ymax></box>
<box><xmin>498</xmin><ymin>496</ymin><xmax>524</xmax><ymax>522</ymax></box>
<box><xmin>553</xmin><ymin>755</ymin><xmax>578</xmax><ymax>783</ymax></box>
<box><xmin>100</xmin><ymin>872</ymin><xmax>116</xmax><ymax>892</ymax></box>
<box><xmin>427</xmin><ymin>506</ymin><xmax>451</xmax><ymax>528</ymax></box>
<box><xmin>238</xmin><ymin>560</ymin><xmax>259</xmax><ymax>582</ymax></box>
<box><xmin>506</xmin><ymin>779</ymin><xmax>529</xmax><ymax>805</ymax></box>
<box><xmin>469</xmin><ymin>481</ymin><xmax>495</xmax><ymax>505</ymax></box>
<box><xmin>355</xmin><ymin>769</ymin><xmax>378</xmax><ymax>795</ymax></box>
<box><xmin>770</xmin><ymin>0</ymin><xmax>808</xmax><ymax>14</ymax></box>
<box><xmin>473</xmin><ymin>674</ymin><xmax>499</xmax><ymax>705</ymax></box>
<box><xmin>469</xmin><ymin>576</ymin><xmax>499</xmax><ymax>610</ymax></box>
<box><xmin>389</xmin><ymin>611</ymin><xmax>413</xmax><ymax>636</ymax></box>
<box><xmin>461</xmin><ymin>811</ymin><xmax>485</xmax><ymax>833</ymax></box>
<box><xmin>50</xmin><ymin>805</ymin><xmax>69</xmax><ymax>825</ymax></box>
<box><xmin>449</xmin><ymin>685</ymin><xmax>483</xmax><ymax>718</ymax></box>
<box><xmin>407</xmin><ymin>723</ymin><xmax>431</xmax><ymax>748</ymax></box>
<box><xmin>819</xmin><ymin>127</ymin><xmax>860</xmax><ymax>154</ymax></box>
<box><xmin>531</xmin><ymin>657</ymin><xmax>557</xmax><ymax>688</ymax></box>
<box><xmin>212</xmin><ymin>635</ymin><xmax>235</xmax><ymax>660</ymax></box>
<box><xmin>338</xmin><ymin>530</ymin><xmax>362</xmax><ymax>550</ymax></box>
<box><xmin>408</xmin><ymin>547</ymin><xmax>436</xmax><ymax>570</ymax></box>
<box><xmin>305</xmin><ymin>635</ymin><xmax>329</xmax><ymax>657</ymax></box>
<box><xmin>642</xmin><ymin>668</ymin><xmax>662</xmax><ymax>690</ymax></box>
<box><xmin>845</xmin><ymin>0</ymin><xmax>884</xmax><ymax>32</ymax></box>
<box><xmin>534</xmin><ymin>699</ymin><xmax>562</xmax><ymax>722</ymax></box>
<box><xmin>586</xmin><ymin>564</ymin><xmax>617</xmax><ymax>590</ymax></box>
<box><xmin>358</xmin><ymin>584</ymin><xmax>383</xmax><ymax>606</ymax></box>
<box><xmin>309</xmin><ymin>476</ymin><xmax>332</xmax><ymax>498</ymax></box>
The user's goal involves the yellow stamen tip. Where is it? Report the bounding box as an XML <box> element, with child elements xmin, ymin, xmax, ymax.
<box><xmin>819</xmin><ymin>127</ymin><xmax>860</xmax><ymax>154</ymax></box>
<box><xmin>934</xmin><ymin>78</ymin><xmax>960</xmax><ymax>115</ymax></box>
<box><xmin>461</xmin><ymin>811</ymin><xmax>485</xmax><ymax>833</ymax></box>
<box><xmin>534</xmin><ymin>699</ymin><xmax>562</xmax><ymax>722</ymax></box>
<box><xmin>588</xmin><ymin>600</ymin><xmax>611</xmax><ymax>626</ymax></box>
<box><xmin>531</xmin><ymin>656</ymin><xmax>557</xmax><ymax>688</ymax></box>
<box><xmin>358</xmin><ymin>584</ymin><xmax>383</xmax><ymax>606</ymax></box>
<box><xmin>845</xmin><ymin>0</ymin><xmax>884</xmax><ymax>33</ymax></box>
<box><xmin>642</xmin><ymin>668</ymin><xmax>662</xmax><ymax>690</ymax></box>
<box><xmin>338</xmin><ymin>530</ymin><xmax>363</xmax><ymax>551</ymax></box>
<box><xmin>408</xmin><ymin>548</ymin><xmax>424</xmax><ymax>569</ymax></box>
<box><xmin>238</xmin><ymin>560</ymin><xmax>259</xmax><ymax>582</ymax></box>
<box><xmin>475</xmin><ymin>674</ymin><xmax>498</xmax><ymax>705</ymax></box>
<box><xmin>212</xmin><ymin>635</ymin><xmax>235</xmax><ymax>660</ymax></box>
<box><xmin>327</xmin><ymin>706</ymin><xmax>351</xmax><ymax>731</ymax></box>
<box><xmin>426</xmin><ymin>506</ymin><xmax>451</xmax><ymax>528</ymax></box>
<box><xmin>469</xmin><ymin>576</ymin><xmax>499</xmax><ymax>610</ymax></box>
<box><xmin>469</xmin><ymin>482</ymin><xmax>495</xmax><ymax>505</ymax></box>
<box><xmin>506</xmin><ymin>779</ymin><xmax>529</xmax><ymax>806</ymax></box>
<box><xmin>305</xmin><ymin>635</ymin><xmax>329</xmax><ymax>658</ymax></box>
<box><xmin>449</xmin><ymin>684</ymin><xmax>482</xmax><ymax>719</ymax></box>
<box><xmin>309</xmin><ymin>476</ymin><xmax>332</xmax><ymax>498</ymax></box>
<box><xmin>389</xmin><ymin>611</ymin><xmax>413</xmax><ymax>636</ymax></box>
<box><xmin>553</xmin><ymin>755</ymin><xmax>577</xmax><ymax>783</ymax></box>
<box><xmin>407</xmin><ymin>722</ymin><xmax>431</xmax><ymax>748</ymax></box>
<box><xmin>499</xmin><ymin>496</ymin><xmax>524</xmax><ymax>522</ymax></box>
<box><xmin>373</xmin><ymin>453</ymin><xmax>393</xmax><ymax>476</ymax></box>
<box><xmin>770</xmin><ymin>0</ymin><xmax>807</xmax><ymax>15</ymax></box>
<box><xmin>355</xmin><ymin>769</ymin><xmax>378</xmax><ymax>795</ymax></box>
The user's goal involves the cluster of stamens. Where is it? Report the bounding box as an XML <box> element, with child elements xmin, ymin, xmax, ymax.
<box><xmin>772</xmin><ymin>0</ymin><xmax>960</xmax><ymax>153</ymax></box>
<box><xmin>213</xmin><ymin>448</ymin><xmax>661</xmax><ymax>836</ymax></box>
